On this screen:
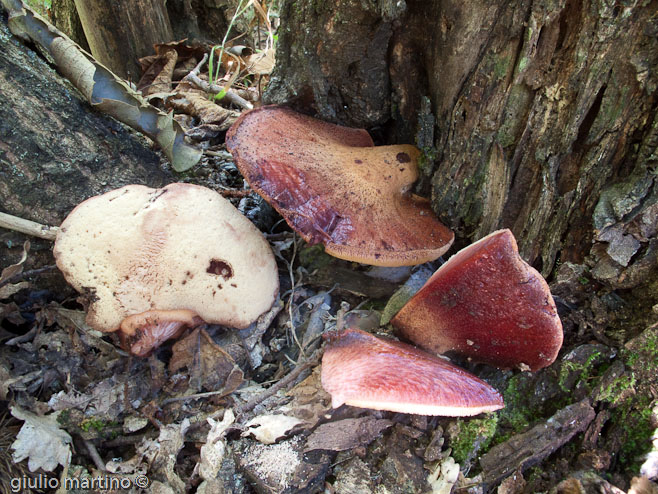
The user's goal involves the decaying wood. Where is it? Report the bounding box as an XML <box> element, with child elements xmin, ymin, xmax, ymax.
<box><xmin>480</xmin><ymin>399</ymin><xmax>596</xmax><ymax>486</ymax></box>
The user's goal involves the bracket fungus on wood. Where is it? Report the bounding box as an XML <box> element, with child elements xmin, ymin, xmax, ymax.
<box><xmin>391</xmin><ymin>229</ymin><xmax>563</xmax><ymax>371</ymax></box>
<box><xmin>321</xmin><ymin>329</ymin><xmax>504</xmax><ymax>416</ymax></box>
<box><xmin>53</xmin><ymin>183</ymin><xmax>279</xmax><ymax>356</ymax></box>
<box><xmin>226</xmin><ymin>106</ymin><xmax>454</xmax><ymax>266</ymax></box>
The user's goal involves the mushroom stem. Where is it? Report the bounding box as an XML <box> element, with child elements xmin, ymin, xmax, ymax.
<box><xmin>119</xmin><ymin>310</ymin><xmax>201</xmax><ymax>357</ymax></box>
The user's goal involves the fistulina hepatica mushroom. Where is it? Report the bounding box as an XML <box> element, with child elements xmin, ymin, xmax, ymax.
<box><xmin>226</xmin><ymin>105</ymin><xmax>454</xmax><ymax>267</ymax></box>
<box><xmin>321</xmin><ymin>328</ymin><xmax>504</xmax><ymax>416</ymax></box>
<box><xmin>391</xmin><ymin>229</ymin><xmax>563</xmax><ymax>372</ymax></box>
<box><xmin>320</xmin><ymin>230</ymin><xmax>563</xmax><ymax>416</ymax></box>
<box><xmin>224</xmin><ymin>107</ymin><xmax>563</xmax><ymax>416</ymax></box>
<box><xmin>53</xmin><ymin>183</ymin><xmax>279</xmax><ymax>356</ymax></box>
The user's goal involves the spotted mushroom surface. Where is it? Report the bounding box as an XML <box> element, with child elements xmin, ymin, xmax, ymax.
<box><xmin>391</xmin><ymin>229</ymin><xmax>563</xmax><ymax>371</ymax></box>
<box><xmin>226</xmin><ymin>106</ymin><xmax>454</xmax><ymax>266</ymax></box>
<box><xmin>321</xmin><ymin>328</ymin><xmax>504</xmax><ymax>416</ymax></box>
<box><xmin>53</xmin><ymin>183</ymin><xmax>279</xmax><ymax>333</ymax></box>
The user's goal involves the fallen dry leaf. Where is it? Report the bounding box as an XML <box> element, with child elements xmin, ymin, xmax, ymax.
<box><xmin>149</xmin><ymin>419</ymin><xmax>190</xmax><ymax>492</ymax></box>
<box><xmin>245</xmin><ymin>48</ymin><xmax>275</xmax><ymax>75</ymax></box>
<box><xmin>428</xmin><ymin>456</ymin><xmax>460</xmax><ymax>494</ymax></box>
<box><xmin>282</xmin><ymin>367</ymin><xmax>332</xmax><ymax>428</ymax></box>
<box><xmin>0</xmin><ymin>302</ymin><xmax>25</xmax><ymax>326</ymax></box>
<box><xmin>243</xmin><ymin>414</ymin><xmax>303</xmax><ymax>444</ymax></box>
<box><xmin>137</xmin><ymin>48</ymin><xmax>177</xmax><ymax>96</ymax></box>
<box><xmin>169</xmin><ymin>328</ymin><xmax>244</xmax><ymax>394</ymax></box>
<box><xmin>167</xmin><ymin>87</ymin><xmax>239</xmax><ymax>131</ymax></box>
<box><xmin>0</xmin><ymin>241</ymin><xmax>30</xmax><ymax>299</ymax></box>
<box><xmin>48</xmin><ymin>378</ymin><xmax>126</xmax><ymax>418</ymax></box>
<box><xmin>11</xmin><ymin>405</ymin><xmax>72</xmax><ymax>472</ymax></box>
<box><xmin>196</xmin><ymin>409</ymin><xmax>235</xmax><ymax>480</ymax></box>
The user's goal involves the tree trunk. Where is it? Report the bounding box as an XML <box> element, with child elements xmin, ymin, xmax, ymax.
<box><xmin>51</xmin><ymin>0</ymin><xmax>89</xmax><ymax>50</ymax></box>
<box><xmin>73</xmin><ymin>0</ymin><xmax>174</xmax><ymax>80</ymax></box>
<box><xmin>266</xmin><ymin>0</ymin><xmax>658</xmax><ymax>291</ymax></box>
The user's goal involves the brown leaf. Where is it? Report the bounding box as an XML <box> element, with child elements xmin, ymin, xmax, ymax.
<box><xmin>245</xmin><ymin>49</ymin><xmax>275</xmax><ymax>75</ymax></box>
<box><xmin>283</xmin><ymin>367</ymin><xmax>332</xmax><ymax>428</ymax></box>
<box><xmin>0</xmin><ymin>281</ymin><xmax>29</xmax><ymax>300</ymax></box>
<box><xmin>0</xmin><ymin>241</ymin><xmax>30</xmax><ymax>299</ymax></box>
<box><xmin>169</xmin><ymin>328</ymin><xmax>244</xmax><ymax>394</ymax></box>
<box><xmin>137</xmin><ymin>49</ymin><xmax>178</xmax><ymax>96</ymax></box>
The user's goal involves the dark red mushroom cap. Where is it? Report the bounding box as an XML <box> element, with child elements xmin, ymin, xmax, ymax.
<box><xmin>321</xmin><ymin>328</ymin><xmax>504</xmax><ymax>416</ymax></box>
<box><xmin>226</xmin><ymin>106</ymin><xmax>454</xmax><ymax>267</ymax></box>
<box><xmin>391</xmin><ymin>229</ymin><xmax>563</xmax><ymax>371</ymax></box>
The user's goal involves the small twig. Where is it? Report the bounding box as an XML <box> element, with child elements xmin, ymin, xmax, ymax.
<box><xmin>203</xmin><ymin>149</ymin><xmax>233</xmax><ymax>159</ymax></box>
<box><xmin>0</xmin><ymin>265</ymin><xmax>57</xmax><ymax>290</ymax></box>
<box><xmin>0</xmin><ymin>212</ymin><xmax>59</xmax><ymax>240</ymax></box>
<box><xmin>235</xmin><ymin>348</ymin><xmax>322</xmax><ymax>417</ymax></box>
<box><xmin>5</xmin><ymin>324</ymin><xmax>40</xmax><ymax>346</ymax></box>
<box><xmin>185</xmin><ymin>53</ymin><xmax>253</xmax><ymax>110</ymax></box>
<box><xmin>103</xmin><ymin>433</ymin><xmax>151</xmax><ymax>448</ymax></box>
<box><xmin>264</xmin><ymin>232</ymin><xmax>294</xmax><ymax>241</ymax></box>
<box><xmin>5</xmin><ymin>317</ymin><xmax>45</xmax><ymax>346</ymax></box>
<box><xmin>82</xmin><ymin>438</ymin><xmax>106</xmax><ymax>472</ymax></box>
<box><xmin>285</xmin><ymin>235</ymin><xmax>305</xmax><ymax>359</ymax></box>
<box><xmin>160</xmin><ymin>388</ymin><xmax>234</xmax><ymax>406</ymax></box>
<box><xmin>190</xmin><ymin>52</ymin><xmax>209</xmax><ymax>76</ymax></box>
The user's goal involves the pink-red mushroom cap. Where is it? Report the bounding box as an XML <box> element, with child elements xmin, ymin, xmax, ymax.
<box><xmin>321</xmin><ymin>328</ymin><xmax>504</xmax><ymax>416</ymax></box>
<box><xmin>391</xmin><ymin>229</ymin><xmax>563</xmax><ymax>371</ymax></box>
<box><xmin>226</xmin><ymin>106</ymin><xmax>454</xmax><ymax>267</ymax></box>
<box><xmin>53</xmin><ymin>183</ymin><xmax>279</xmax><ymax>356</ymax></box>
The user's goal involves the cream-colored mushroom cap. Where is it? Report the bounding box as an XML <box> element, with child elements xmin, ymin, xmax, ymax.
<box><xmin>53</xmin><ymin>183</ymin><xmax>279</xmax><ymax>333</ymax></box>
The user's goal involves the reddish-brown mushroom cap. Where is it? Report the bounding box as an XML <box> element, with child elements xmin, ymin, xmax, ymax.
<box><xmin>321</xmin><ymin>328</ymin><xmax>504</xmax><ymax>416</ymax></box>
<box><xmin>226</xmin><ymin>106</ymin><xmax>454</xmax><ymax>266</ymax></box>
<box><xmin>391</xmin><ymin>229</ymin><xmax>563</xmax><ymax>371</ymax></box>
<box><xmin>53</xmin><ymin>183</ymin><xmax>279</xmax><ymax>356</ymax></box>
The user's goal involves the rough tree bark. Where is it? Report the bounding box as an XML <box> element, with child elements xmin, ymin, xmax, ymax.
<box><xmin>267</xmin><ymin>0</ymin><xmax>658</xmax><ymax>294</ymax></box>
<box><xmin>50</xmin><ymin>0</ymin><xmax>89</xmax><ymax>50</ymax></box>
<box><xmin>73</xmin><ymin>0</ymin><xmax>174</xmax><ymax>79</ymax></box>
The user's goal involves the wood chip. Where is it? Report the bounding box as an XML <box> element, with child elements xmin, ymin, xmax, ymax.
<box><xmin>304</xmin><ymin>416</ymin><xmax>393</xmax><ymax>452</ymax></box>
